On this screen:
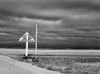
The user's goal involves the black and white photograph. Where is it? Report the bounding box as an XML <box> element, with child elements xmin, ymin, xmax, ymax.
<box><xmin>0</xmin><ymin>0</ymin><xmax>100</xmax><ymax>74</ymax></box>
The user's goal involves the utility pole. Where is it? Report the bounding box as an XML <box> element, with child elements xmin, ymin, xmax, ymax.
<box><xmin>35</xmin><ymin>23</ymin><xmax>39</xmax><ymax>54</ymax></box>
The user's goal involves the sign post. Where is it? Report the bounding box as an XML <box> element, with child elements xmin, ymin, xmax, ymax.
<box><xmin>26</xmin><ymin>33</ymin><xmax>28</xmax><ymax>56</ymax></box>
<box><xmin>19</xmin><ymin>32</ymin><xmax>35</xmax><ymax>56</ymax></box>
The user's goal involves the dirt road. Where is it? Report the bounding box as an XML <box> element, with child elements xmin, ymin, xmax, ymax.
<box><xmin>0</xmin><ymin>55</ymin><xmax>61</xmax><ymax>74</ymax></box>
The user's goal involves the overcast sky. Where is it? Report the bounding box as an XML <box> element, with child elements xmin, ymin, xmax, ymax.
<box><xmin>0</xmin><ymin>0</ymin><xmax>100</xmax><ymax>48</ymax></box>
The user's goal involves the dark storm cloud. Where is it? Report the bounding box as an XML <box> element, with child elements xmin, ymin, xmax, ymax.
<box><xmin>0</xmin><ymin>0</ymin><xmax>99</xmax><ymax>48</ymax></box>
<box><xmin>0</xmin><ymin>0</ymin><xmax>100</xmax><ymax>19</ymax></box>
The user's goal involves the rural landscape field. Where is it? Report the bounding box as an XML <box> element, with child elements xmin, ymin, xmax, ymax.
<box><xmin>0</xmin><ymin>0</ymin><xmax>100</xmax><ymax>74</ymax></box>
<box><xmin>1</xmin><ymin>49</ymin><xmax>100</xmax><ymax>74</ymax></box>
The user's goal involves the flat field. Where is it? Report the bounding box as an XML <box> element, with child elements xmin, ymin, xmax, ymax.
<box><xmin>1</xmin><ymin>48</ymin><xmax>100</xmax><ymax>74</ymax></box>
<box><xmin>0</xmin><ymin>48</ymin><xmax>100</xmax><ymax>55</ymax></box>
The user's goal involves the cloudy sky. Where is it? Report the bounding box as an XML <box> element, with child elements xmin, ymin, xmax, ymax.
<box><xmin>0</xmin><ymin>0</ymin><xmax>100</xmax><ymax>49</ymax></box>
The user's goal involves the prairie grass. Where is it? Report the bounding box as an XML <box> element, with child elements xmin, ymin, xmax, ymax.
<box><xmin>7</xmin><ymin>55</ymin><xmax>100</xmax><ymax>74</ymax></box>
<box><xmin>73</xmin><ymin>63</ymin><xmax>100</xmax><ymax>74</ymax></box>
<box><xmin>33</xmin><ymin>56</ymin><xmax>100</xmax><ymax>74</ymax></box>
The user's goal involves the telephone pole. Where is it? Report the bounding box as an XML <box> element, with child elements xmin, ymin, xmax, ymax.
<box><xmin>35</xmin><ymin>23</ymin><xmax>39</xmax><ymax>54</ymax></box>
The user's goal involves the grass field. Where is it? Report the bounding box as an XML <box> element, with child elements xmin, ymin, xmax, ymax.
<box><xmin>7</xmin><ymin>55</ymin><xmax>100</xmax><ymax>74</ymax></box>
<box><xmin>1</xmin><ymin>48</ymin><xmax>100</xmax><ymax>74</ymax></box>
<box><xmin>1</xmin><ymin>48</ymin><xmax>100</xmax><ymax>55</ymax></box>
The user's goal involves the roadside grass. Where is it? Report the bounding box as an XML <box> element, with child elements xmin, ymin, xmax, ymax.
<box><xmin>34</xmin><ymin>56</ymin><xmax>100</xmax><ymax>74</ymax></box>
<box><xmin>7</xmin><ymin>54</ymin><xmax>100</xmax><ymax>74</ymax></box>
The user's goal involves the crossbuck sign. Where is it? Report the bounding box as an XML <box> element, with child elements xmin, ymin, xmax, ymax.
<box><xmin>19</xmin><ymin>32</ymin><xmax>35</xmax><ymax>56</ymax></box>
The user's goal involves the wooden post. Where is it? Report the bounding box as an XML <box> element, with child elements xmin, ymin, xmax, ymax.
<box><xmin>25</xmin><ymin>32</ymin><xmax>28</xmax><ymax>56</ymax></box>
<box><xmin>35</xmin><ymin>23</ymin><xmax>38</xmax><ymax>54</ymax></box>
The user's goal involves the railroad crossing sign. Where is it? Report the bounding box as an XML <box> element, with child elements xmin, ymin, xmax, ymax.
<box><xmin>19</xmin><ymin>32</ymin><xmax>34</xmax><ymax>42</ymax></box>
<box><xmin>19</xmin><ymin>32</ymin><xmax>35</xmax><ymax>56</ymax></box>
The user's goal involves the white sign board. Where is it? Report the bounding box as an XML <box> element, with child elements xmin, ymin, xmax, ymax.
<box><xmin>19</xmin><ymin>32</ymin><xmax>34</xmax><ymax>42</ymax></box>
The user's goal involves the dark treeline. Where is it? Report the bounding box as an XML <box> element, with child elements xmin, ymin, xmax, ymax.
<box><xmin>0</xmin><ymin>43</ymin><xmax>100</xmax><ymax>49</ymax></box>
